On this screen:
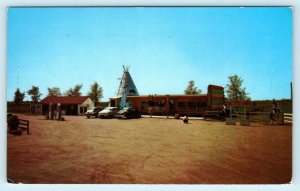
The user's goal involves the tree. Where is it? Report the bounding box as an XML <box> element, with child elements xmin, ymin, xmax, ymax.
<box><xmin>225</xmin><ymin>74</ymin><xmax>249</xmax><ymax>100</ymax></box>
<box><xmin>88</xmin><ymin>82</ymin><xmax>103</xmax><ymax>105</ymax></box>
<box><xmin>27</xmin><ymin>86</ymin><xmax>42</xmax><ymax>103</ymax></box>
<box><xmin>47</xmin><ymin>87</ymin><xmax>62</xmax><ymax>96</ymax></box>
<box><xmin>184</xmin><ymin>80</ymin><xmax>201</xmax><ymax>95</ymax></box>
<box><xmin>64</xmin><ymin>84</ymin><xmax>83</xmax><ymax>96</ymax></box>
<box><xmin>14</xmin><ymin>88</ymin><xmax>25</xmax><ymax>112</ymax></box>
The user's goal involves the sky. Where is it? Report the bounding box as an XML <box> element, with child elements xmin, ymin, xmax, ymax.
<box><xmin>7</xmin><ymin>7</ymin><xmax>292</xmax><ymax>102</ymax></box>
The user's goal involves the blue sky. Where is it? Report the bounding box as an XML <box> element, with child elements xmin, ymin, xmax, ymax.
<box><xmin>7</xmin><ymin>7</ymin><xmax>292</xmax><ymax>102</ymax></box>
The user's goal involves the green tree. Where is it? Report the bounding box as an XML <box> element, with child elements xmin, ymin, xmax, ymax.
<box><xmin>14</xmin><ymin>88</ymin><xmax>25</xmax><ymax>112</ymax></box>
<box><xmin>64</xmin><ymin>84</ymin><xmax>83</xmax><ymax>96</ymax></box>
<box><xmin>47</xmin><ymin>87</ymin><xmax>62</xmax><ymax>96</ymax></box>
<box><xmin>184</xmin><ymin>80</ymin><xmax>201</xmax><ymax>95</ymax></box>
<box><xmin>27</xmin><ymin>86</ymin><xmax>42</xmax><ymax>103</ymax></box>
<box><xmin>225</xmin><ymin>74</ymin><xmax>250</xmax><ymax>100</ymax></box>
<box><xmin>88</xmin><ymin>82</ymin><xmax>103</xmax><ymax>105</ymax></box>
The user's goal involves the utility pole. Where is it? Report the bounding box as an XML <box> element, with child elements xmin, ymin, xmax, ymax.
<box><xmin>291</xmin><ymin>82</ymin><xmax>293</xmax><ymax>100</ymax></box>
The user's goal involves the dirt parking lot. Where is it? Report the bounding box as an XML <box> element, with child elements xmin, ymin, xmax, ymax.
<box><xmin>7</xmin><ymin>114</ymin><xmax>292</xmax><ymax>184</ymax></box>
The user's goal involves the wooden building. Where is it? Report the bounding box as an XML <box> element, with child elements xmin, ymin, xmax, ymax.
<box><xmin>7</xmin><ymin>101</ymin><xmax>42</xmax><ymax>115</ymax></box>
<box><xmin>40</xmin><ymin>96</ymin><xmax>94</xmax><ymax>115</ymax></box>
<box><xmin>125</xmin><ymin>85</ymin><xmax>225</xmax><ymax>116</ymax></box>
<box><xmin>108</xmin><ymin>67</ymin><xmax>225</xmax><ymax>117</ymax></box>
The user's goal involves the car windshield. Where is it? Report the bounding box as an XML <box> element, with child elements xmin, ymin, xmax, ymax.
<box><xmin>103</xmin><ymin>107</ymin><xmax>116</xmax><ymax>111</ymax></box>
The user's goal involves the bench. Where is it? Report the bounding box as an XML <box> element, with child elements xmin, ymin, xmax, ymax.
<box><xmin>203</xmin><ymin>111</ymin><xmax>219</xmax><ymax>120</ymax></box>
<box><xmin>18</xmin><ymin>119</ymin><xmax>30</xmax><ymax>134</ymax></box>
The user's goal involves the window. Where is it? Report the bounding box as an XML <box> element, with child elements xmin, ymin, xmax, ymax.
<box><xmin>156</xmin><ymin>101</ymin><xmax>165</xmax><ymax>107</ymax></box>
<box><xmin>141</xmin><ymin>102</ymin><xmax>149</xmax><ymax>111</ymax></box>
<box><xmin>148</xmin><ymin>101</ymin><xmax>154</xmax><ymax>106</ymax></box>
<box><xmin>129</xmin><ymin>89</ymin><xmax>136</xmax><ymax>94</ymax></box>
<box><xmin>178</xmin><ymin>101</ymin><xmax>207</xmax><ymax>112</ymax></box>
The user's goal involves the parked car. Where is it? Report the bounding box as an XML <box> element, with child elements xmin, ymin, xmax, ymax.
<box><xmin>98</xmin><ymin>107</ymin><xmax>119</xmax><ymax>118</ymax></box>
<box><xmin>115</xmin><ymin>107</ymin><xmax>141</xmax><ymax>119</ymax></box>
<box><xmin>85</xmin><ymin>107</ymin><xmax>103</xmax><ymax>118</ymax></box>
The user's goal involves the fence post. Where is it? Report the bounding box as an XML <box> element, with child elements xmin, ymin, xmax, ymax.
<box><xmin>27</xmin><ymin>121</ymin><xmax>30</xmax><ymax>134</ymax></box>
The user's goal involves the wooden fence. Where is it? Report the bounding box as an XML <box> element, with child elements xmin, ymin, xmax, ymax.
<box><xmin>234</xmin><ymin>112</ymin><xmax>293</xmax><ymax>125</ymax></box>
<box><xmin>19</xmin><ymin>119</ymin><xmax>30</xmax><ymax>134</ymax></box>
<box><xmin>283</xmin><ymin>113</ymin><xmax>293</xmax><ymax>124</ymax></box>
<box><xmin>203</xmin><ymin>111</ymin><xmax>292</xmax><ymax>125</ymax></box>
<box><xmin>246</xmin><ymin>112</ymin><xmax>270</xmax><ymax>123</ymax></box>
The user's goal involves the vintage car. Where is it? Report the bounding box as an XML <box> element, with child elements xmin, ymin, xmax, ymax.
<box><xmin>85</xmin><ymin>107</ymin><xmax>103</xmax><ymax>118</ymax></box>
<box><xmin>98</xmin><ymin>107</ymin><xmax>119</xmax><ymax>118</ymax></box>
<box><xmin>115</xmin><ymin>107</ymin><xmax>141</xmax><ymax>119</ymax></box>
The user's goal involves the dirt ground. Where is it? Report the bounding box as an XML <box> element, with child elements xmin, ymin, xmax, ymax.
<box><xmin>7</xmin><ymin>114</ymin><xmax>292</xmax><ymax>184</ymax></box>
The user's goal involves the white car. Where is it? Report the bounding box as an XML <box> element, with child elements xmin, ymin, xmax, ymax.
<box><xmin>98</xmin><ymin>107</ymin><xmax>119</xmax><ymax>118</ymax></box>
<box><xmin>85</xmin><ymin>107</ymin><xmax>102</xmax><ymax>118</ymax></box>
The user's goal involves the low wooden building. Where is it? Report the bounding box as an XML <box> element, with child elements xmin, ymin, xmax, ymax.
<box><xmin>40</xmin><ymin>96</ymin><xmax>94</xmax><ymax>115</ymax></box>
<box><xmin>127</xmin><ymin>94</ymin><xmax>208</xmax><ymax>116</ymax></box>
<box><xmin>108</xmin><ymin>68</ymin><xmax>226</xmax><ymax>116</ymax></box>
<box><xmin>7</xmin><ymin>102</ymin><xmax>42</xmax><ymax>115</ymax></box>
<box><xmin>125</xmin><ymin>85</ymin><xmax>225</xmax><ymax>116</ymax></box>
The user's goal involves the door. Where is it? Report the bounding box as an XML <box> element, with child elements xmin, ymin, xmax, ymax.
<box><xmin>169</xmin><ymin>100</ymin><xmax>175</xmax><ymax>115</ymax></box>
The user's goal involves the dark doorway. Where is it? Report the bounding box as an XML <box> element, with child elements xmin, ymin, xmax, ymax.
<box><xmin>169</xmin><ymin>100</ymin><xmax>175</xmax><ymax>115</ymax></box>
<box><xmin>110</xmin><ymin>100</ymin><xmax>116</xmax><ymax>107</ymax></box>
<box><xmin>66</xmin><ymin>105</ymin><xmax>78</xmax><ymax>115</ymax></box>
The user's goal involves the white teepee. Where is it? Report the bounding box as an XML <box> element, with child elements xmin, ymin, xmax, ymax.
<box><xmin>117</xmin><ymin>66</ymin><xmax>139</xmax><ymax>108</ymax></box>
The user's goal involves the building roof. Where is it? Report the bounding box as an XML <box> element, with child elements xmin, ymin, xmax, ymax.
<box><xmin>40</xmin><ymin>96</ymin><xmax>91</xmax><ymax>105</ymax></box>
<box><xmin>127</xmin><ymin>94</ymin><xmax>207</xmax><ymax>98</ymax></box>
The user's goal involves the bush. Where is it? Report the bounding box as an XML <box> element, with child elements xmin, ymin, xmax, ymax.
<box><xmin>7</xmin><ymin>114</ymin><xmax>19</xmax><ymax>131</ymax></box>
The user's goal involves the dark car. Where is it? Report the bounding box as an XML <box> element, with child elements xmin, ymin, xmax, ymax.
<box><xmin>115</xmin><ymin>107</ymin><xmax>141</xmax><ymax>119</ymax></box>
<box><xmin>85</xmin><ymin>107</ymin><xmax>103</xmax><ymax>118</ymax></box>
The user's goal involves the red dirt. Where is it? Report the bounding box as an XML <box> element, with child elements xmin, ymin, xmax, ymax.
<box><xmin>7</xmin><ymin>114</ymin><xmax>292</xmax><ymax>184</ymax></box>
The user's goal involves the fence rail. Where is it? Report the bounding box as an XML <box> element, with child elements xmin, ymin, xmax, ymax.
<box><xmin>19</xmin><ymin>119</ymin><xmax>30</xmax><ymax>134</ymax></box>
<box><xmin>283</xmin><ymin>113</ymin><xmax>292</xmax><ymax>124</ymax></box>
<box><xmin>235</xmin><ymin>112</ymin><xmax>270</xmax><ymax>123</ymax></box>
<box><xmin>201</xmin><ymin>111</ymin><xmax>292</xmax><ymax>124</ymax></box>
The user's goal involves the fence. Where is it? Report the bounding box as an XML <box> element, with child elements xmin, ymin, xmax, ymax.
<box><xmin>19</xmin><ymin>119</ymin><xmax>30</xmax><ymax>134</ymax></box>
<box><xmin>246</xmin><ymin>112</ymin><xmax>270</xmax><ymax>123</ymax></box>
<box><xmin>7</xmin><ymin>102</ymin><xmax>42</xmax><ymax>115</ymax></box>
<box><xmin>235</xmin><ymin>112</ymin><xmax>293</xmax><ymax>125</ymax></box>
<box><xmin>283</xmin><ymin>113</ymin><xmax>293</xmax><ymax>124</ymax></box>
<box><xmin>203</xmin><ymin>110</ymin><xmax>292</xmax><ymax>125</ymax></box>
